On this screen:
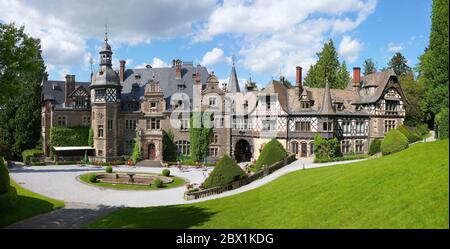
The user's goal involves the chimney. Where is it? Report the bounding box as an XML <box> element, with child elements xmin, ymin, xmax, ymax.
<box><xmin>172</xmin><ymin>59</ymin><xmax>176</xmax><ymax>68</ymax></box>
<box><xmin>175</xmin><ymin>59</ymin><xmax>182</xmax><ymax>79</ymax></box>
<box><xmin>353</xmin><ymin>67</ymin><xmax>361</xmax><ymax>90</ymax></box>
<box><xmin>296</xmin><ymin>66</ymin><xmax>303</xmax><ymax>94</ymax></box>
<box><xmin>195</xmin><ymin>71</ymin><xmax>201</xmax><ymax>84</ymax></box>
<box><xmin>119</xmin><ymin>60</ymin><xmax>126</xmax><ymax>83</ymax></box>
<box><xmin>65</xmin><ymin>74</ymin><xmax>75</xmax><ymax>106</ymax></box>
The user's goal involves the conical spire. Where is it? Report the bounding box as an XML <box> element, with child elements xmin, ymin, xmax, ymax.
<box><xmin>227</xmin><ymin>56</ymin><xmax>240</xmax><ymax>93</ymax></box>
<box><xmin>319</xmin><ymin>78</ymin><xmax>336</xmax><ymax>115</ymax></box>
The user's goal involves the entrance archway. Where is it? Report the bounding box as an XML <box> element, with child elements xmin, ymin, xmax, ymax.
<box><xmin>148</xmin><ymin>143</ymin><xmax>156</xmax><ymax>160</ymax></box>
<box><xmin>300</xmin><ymin>142</ymin><xmax>308</xmax><ymax>157</ymax></box>
<box><xmin>234</xmin><ymin>139</ymin><xmax>252</xmax><ymax>163</ymax></box>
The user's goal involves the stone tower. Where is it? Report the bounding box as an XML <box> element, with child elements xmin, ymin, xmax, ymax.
<box><xmin>89</xmin><ymin>29</ymin><xmax>122</xmax><ymax>162</ymax></box>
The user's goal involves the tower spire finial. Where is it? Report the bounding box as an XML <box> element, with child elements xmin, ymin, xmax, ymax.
<box><xmin>104</xmin><ymin>24</ymin><xmax>108</xmax><ymax>43</ymax></box>
<box><xmin>232</xmin><ymin>55</ymin><xmax>235</xmax><ymax>67</ymax></box>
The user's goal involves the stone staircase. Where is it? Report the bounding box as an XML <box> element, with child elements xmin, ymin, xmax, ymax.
<box><xmin>135</xmin><ymin>160</ymin><xmax>162</xmax><ymax>167</ymax></box>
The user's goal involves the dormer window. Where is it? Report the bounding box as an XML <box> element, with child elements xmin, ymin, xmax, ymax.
<box><xmin>209</xmin><ymin>97</ymin><xmax>217</xmax><ymax>107</ymax></box>
<box><xmin>301</xmin><ymin>101</ymin><xmax>310</xmax><ymax>109</ymax></box>
<box><xmin>135</xmin><ymin>74</ymin><xmax>141</xmax><ymax>80</ymax></box>
<box><xmin>336</xmin><ymin>103</ymin><xmax>344</xmax><ymax>111</ymax></box>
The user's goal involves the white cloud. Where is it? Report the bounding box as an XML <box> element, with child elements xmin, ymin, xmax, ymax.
<box><xmin>200</xmin><ymin>48</ymin><xmax>232</xmax><ymax>66</ymax></box>
<box><xmin>196</xmin><ymin>0</ymin><xmax>377</xmax><ymax>77</ymax></box>
<box><xmin>387</xmin><ymin>42</ymin><xmax>404</xmax><ymax>52</ymax></box>
<box><xmin>338</xmin><ymin>36</ymin><xmax>364</xmax><ymax>63</ymax></box>
<box><xmin>152</xmin><ymin>57</ymin><xmax>169</xmax><ymax>68</ymax></box>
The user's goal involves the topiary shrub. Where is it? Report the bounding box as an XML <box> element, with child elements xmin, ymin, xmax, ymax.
<box><xmin>253</xmin><ymin>139</ymin><xmax>287</xmax><ymax>172</ymax></box>
<box><xmin>0</xmin><ymin>157</ymin><xmax>17</xmax><ymax>210</ymax></box>
<box><xmin>153</xmin><ymin>178</ymin><xmax>163</xmax><ymax>188</ymax></box>
<box><xmin>105</xmin><ymin>166</ymin><xmax>113</xmax><ymax>173</ymax></box>
<box><xmin>22</xmin><ymin>149</ymin><xmax>44</xmax><ymax>165</ymax></box>
<box><xmin>162</xmin><ymin>169</ymin><xmax>170</xmax><ymax>177</ymax></box>
<box><xmin>313</xmin><ymin>135</ymin><xmax>341</xmax><ymax>160</ymax></box>
<box><xmin>89</xmin><ymin>174</ymin><xmax>98</xmax><ymax>183</ymax></box>
<box><xmin>381</xmin><ymin>129</ymin><xmax>409</xmax><ymax>156</ymax></box>
<box><xmin>368</xmin><ymin>138</ymin><xmax>382</xmax><ymax>155</ymax></box>
<box><xmin>203</xmin><ymin>154</ymin><xmax>247</xmax><ymax>189</ymax></box>
<box><xmin>398</xmin><ymin>124</ymin><xmax>422</xmax><ymax>143</ymax></box>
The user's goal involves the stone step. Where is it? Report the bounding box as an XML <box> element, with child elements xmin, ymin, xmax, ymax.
<box><xmin>135</xmin><ymin>160</ymin><xmax>162</xmax><ymax>167</ymax></box>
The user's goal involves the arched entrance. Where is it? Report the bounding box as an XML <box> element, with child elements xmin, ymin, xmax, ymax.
<box><xmin>234</xmin><ymin>139</ymin><xmax>252</xmax><ymax>163</ymax></box>
<box><xmin>300</xmin><ymin>142</ymin><xmax>308</xmax><ymax>157</ymax></box>
<box><xmin>148</xmin><ymin>143</ymin><xmax>156</xmax><ymax>160</ymax></box>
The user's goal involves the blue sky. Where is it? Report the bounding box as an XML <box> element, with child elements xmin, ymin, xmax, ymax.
<box><xmin>0</xmin><ymin>0</ymin><xmax>432</xmax><ymax>88</ymax></box>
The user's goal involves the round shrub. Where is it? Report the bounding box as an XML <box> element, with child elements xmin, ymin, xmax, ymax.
<box><xmin>105</xmin><ymin>166</ymin><xmax>113</xmax><ymax>173</ymax></box>
<box><xmin>368</xmin><ymin>138</ymin><xmax>382</xmax><ymax>155</ymax></box>
<box><xmin>89</xmin><ymin>174</ymin><xmax>98</xmax><ymax>183</ymax></box>
<box><xmin>254</xmin><ymin>139</ymin><xmax>287</xmax><ymax>172</ymax></box>
<box><xmin>203</xmin><ymin>154</ymin><xmax>247</xmax><ymax>189</ymax></box>
<box><xmin>381</xmin><ymin>129</ymin><xmax>409</xmax><ymax>156</ymax></box>
<box><xmin>162</xmin><ymin>169</ymin><xmax>170</xmax><ymax>177</ymax></box>
<box><xmin>153</xmin><ymin>178</ymin><xmax>163</xmax><ymax>188</ymax></box>
<box><xmin>398</xmin><ymin>124</ymin><xmax>422</xmax><ymax>143</ymax></box>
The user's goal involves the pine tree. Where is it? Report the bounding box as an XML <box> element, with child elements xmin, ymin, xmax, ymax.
<box><xmin>401</xmin><ymin>72</ymin><xmax>426</xmax><ymax>126</ymax></box>
<box><xmin>363</xmin><ymin>58</ymin><xmax>377</xmax><ymax>75</ymax></box>
<box><xmin>388</xmin><ymin>52</ymin><xmax>411</xmax><ymax>76</ymax></box>
<box><xmin>336</xmin><ymin>61</ymin><xmax>350</xmax><ymax>89</ymax></box>
<box><xmin>419</xmin><ymin>0</ymin><xmax>449</xmax><ymax>126</ymax></box>
<box><xmin>304</xmin><ymin>39</ymin><xmax>348</xmax><ymax>89</ymax></box>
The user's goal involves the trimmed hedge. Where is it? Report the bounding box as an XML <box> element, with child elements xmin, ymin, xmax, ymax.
<box><xmin>368</xmin><ymin>138</ymin><xmax>382</xmax><ymax>156</ymax></box>
<box><xmin>22</xmin><ymin>149</ymin><xmax>44</xmax><ymax>165</ymax></box>
<box><xmin>381</xmin><ymin>129</ymin><xmax>409</xmax><ymax>156</ymax></box>
<box><xmin>314</xmin><ymin>154</ymin><xmax>368</xmax><ymax>163</ymax></box>
<box><xmin>153</xmin><ymin>178</ymin><xmax>163</xmax><ymax>188</ymax></box>
<box><xmin>162</xmin><ymin>169</ymin><xmax>170</xmax><ymax>177</ymax></box>
<box><xmin>89</xmin><ymin>174</ymin><xmax>98</xmax><ymax>183</ymax></box>
<box><xmin>0</xmin><ymin>158</ymin><xmax>17</xmax><ymax>210</ymax></box>
<box><xmin>203</xmin><ymin>154</ymin><xmax>247</xmax><ymax>189</ymax></box>
<box><xmin>49</xmin><ymin>126</ymin><xmax>90</xmax><ymax>149</ymax></box>
<box><xmin>398</xmin><ymin>124</ymin><xmax>422</xmax><ymax>143</ymax></box>
<box><xmin>254</xmin><ymin>139</ymin><xmax>287</xmax><ymax>172</ymax></box>
<box><xmin>105</xmin><ymin>166</ymin><xmax>113</xmax><ymax>173</ymax></box>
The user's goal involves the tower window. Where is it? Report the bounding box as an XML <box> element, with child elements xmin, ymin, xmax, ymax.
<box><xmin>322</xmin><ymin>121</ymin><xmax>333</xmax><ymax>131</ymax></box>
<box><xmin>108</xmin><ymin>120</ymin><xmax>113</xmax><ymax>130</ymax></box>
<box><xmin>98</xmin><ymin>125</ymin><xmax>104</xmax><ymax>138</ymax></box>
<box><xmin>95</xmin><ymin>89</ymin><xmax>106</xmax><ymax>102</ymax></box>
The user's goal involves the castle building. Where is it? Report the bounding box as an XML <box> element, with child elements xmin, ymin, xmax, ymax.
<box><xmin>41</xmin><ymin>34</ymin><xmax>407</xmax><ymax>164</ymax></box>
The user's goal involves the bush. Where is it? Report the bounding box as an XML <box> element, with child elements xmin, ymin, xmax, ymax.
<box><xmin>416</xmin><ymin>124</ymin><xmax>430</xmax><ymax>136</ymax></box>
<box><xmin>435</xmin><ymin>108</ymin><xmax>449</xmax><ymax>139</ymax></box>
<box><xmin>0</xmin><ymin>186</ymin><xmax>18</xmax><ymax>210</ymax></box>
<box><xmin>203</xmin><ymin>154</ymin><xmax>247</xmax><ymax>189</ymax></box>
<box><xmin>89</xmin><ymin>174</ymin><xmax>98</xmax><ymax>183</ymax></box>
<box><xmin>162</xmin><ymin>169</ymin><xmax>170</xmax><ymax>177</ymax></box>
<box><xmin>313</xmin><ymin>135</ymin><xmax>341</xmax><ymax>160</ymax></box>
<box><xmin>132</xmin><ymin>137</ymin><xmax>141</xmax><ymax>164</ymax></box>
<box><xmin>398</xmin><ymin>124</ymin><xmax>422</xmax><ymax>143</ymax></box>
<box><xmin>368</xmin><ymin>138</ymin><xmax>382</xmax><ymax>155</ymax></box>
<box><xmin>0</xmin><ymin>158</ymin><xmax>11</xmax><ymax>194</ymax></box>
<box><xmin>22</xmin><ymin>149</ymin><xmax>44</xmax><ymax>165</ymax></box>
<box><xmin>49</xmin><ymin>126</ymin><xmax>90</xmax><ymax>148</ymax></box>
<box><xmin>253</xmin><ymin>139</ymin><xmax>287</xmax><ymax>172</ymax></box>
<box><xmin>381</xmin><ymin>129</ymin><xmax>409</xmax><ymax>156</ymax></box>
<box><xmin>314</xmin><ymin>154</ymin><xmax>368</xmax><ymax>163</ymax></box>
<box><xmin>153</xmin><ymin>178</ymin><xmax>163</xmax><ymax>188</ymax></box>
<box><xmin>105</xmin><ymin>166</ymin><xmax>113</xmax><ymax>173</ymax></box>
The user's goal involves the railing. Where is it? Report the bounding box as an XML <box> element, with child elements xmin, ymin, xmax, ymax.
<box><xmin>184</xmin><ymin>153</ymin><xmax>296</xmax><ymax>200</ymax></box>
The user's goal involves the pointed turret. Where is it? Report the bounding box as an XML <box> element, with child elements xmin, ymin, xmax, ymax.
<box><xmin>319</xmin><ymin>78</ymin><xmax>336</xmax><ymax>115</ymax></box>
<box><xmin>226</xmin><ymin>56</ymin><xmax>240</xmax><ymax>93</ymax></box>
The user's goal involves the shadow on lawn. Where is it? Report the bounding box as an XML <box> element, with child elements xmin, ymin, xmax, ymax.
<box><xmin>91</xmin><ymin>205</ymin><xmax>218</xmax><ymax>229</ymax></box>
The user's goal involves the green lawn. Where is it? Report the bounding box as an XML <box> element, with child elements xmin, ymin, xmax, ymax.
<box><xmin>89</xmin><ymin>139</ymin><xmax>449</xmax><ymax>229</ymax></box>
<box><xmin>0</xmin><ymin>180</ymin><xmax>65</xmax><ymax>228</ymax></box>
<box><xmin>78</xmin><ymin>172</ymin><xmax>186</xmax><ymax>190</ymax></box>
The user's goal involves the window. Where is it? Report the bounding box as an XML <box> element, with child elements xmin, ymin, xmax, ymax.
<box><xmin>208</xmin><ymin>147</ymin><xmax>219</xmax><ymax>157</ymax></box>
<box><xmin>290</xmin><ymin>142</ymin><xmax>298</xmax><ymax>154</ymax></box>
<box><xmin>295</xmin><ymin>121</ymin><xmax>311</xmax><ymax>132</ymax></box>
<box><xmin>180</xmin><ymin>119</ymin><xmax>189</xmax><ymax>130</ymax></box>
<box><xmin>176</xmin><ymin>140</ymin><xmax>190</xmax><ymax>156</ymax></box>
<box><xmin>98</xmin><ymin>125</ymin><xmax>104</xmax><ymax>138</ymax></box>
<box><xmin>355</xmin><ymin>121</ymin><xmax>364</xmax><ymax>134</ymax></box>
<box><xmin>266</xmin><ymin>95</ymin><xmax>271</xmax><ymax>110</ymax></box>
<box><xmin>124</xmin><ymin>140</ymin><xmax>134</xmax><ymax>155</ymax></box>
<box><xmin>74</xmin><ymin>97</ymin><xmax>87</xmax><ymax>108</ymax></box>
<box><xmin>209</xmin><ymin>97</ymin><xmax>217</xmax><ymax>107</ymax></box>
<box><xmin>150</xmin><ymin>102</ymin><xmax>158</xmax><ymax>111</ymax></box>
<box><xmin>146</xmin><ymin>118</ymin><xmax>160</xmax><ymax>130</ymax></box>
<box><xmin>322</xmin><ymin>121</ymin><xmax>333</xmax><ymax>131</ymax></box>
<box><xmin>82</xmin><ymin>116</ymin><xmax>90</xmax><ymax>127</ymax></box>
<box><xmin>126</xmin><ymin>102</ymin><xmax>135</xmax><ymax>111</ymax></box>
<box><xmin>97</xmin><ymin>150</ymin><xmax>103</xmax><ymax>156</ymax></box>
<box><xmin>94</xmin><ymin>89</ymin><xmax>106</xmax><ymax>102</ymax></box>
<box><xmin>355</xmin><ymin>140</ymin><xmax>364</xmax><ymax>153</ymax></box>
<box><xmin>57</xmin><ymin>116</ymin><xmax>67</xmax><ymax>127</ymax></box>
<box><xmin>106</xmin><ymin>88</ymin><xmax>117</xmax><ymax>102</ymax></box>
<box><xmin>385</xmin><ymin>100</ymin><xmax>398</xmax><ymax>114</ymax></box>
<box><xmin>341</xmin><ymin>140</ymin><xmax>351</xmax><ymax>153</ymax></box>
<box><xmin>342</xmin><ymin>121</ymin><xmax>351</xmax><ymax>134</ymax></box>
<box><xmin>108</xmin><ymin>120</ymin><xmax>113</xmax><ymax>130</ymax></box>
<box><xmin>336</xmin><ymin>103</ymin><xmax>344</xmax><ymax>111</ymax></box>
<box><xmin>262</xmin><ymin>119</ymin><xmax>276</xmax><ymax>131</ymax></box>
<box><xmin>384</xmin><ymin>120</ymin><xmax>396</xmax><ymax>133</ymax></box>
<box><xmin>125</xmin><ymin>119</ymin><xmax>137</xmax><ymax>130</ymax></box>
<box><xmin>210</xmin><ymin>134</ymin><xmax>219</xmax><ymax>144</ymax></box>
<box><xmin>301</xmin><ymin>101</ymin><xmax>310</xmax><ymax>109</ymax></box>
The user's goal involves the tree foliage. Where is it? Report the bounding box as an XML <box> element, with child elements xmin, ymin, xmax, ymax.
<box><xmin>189</xmin><ymin>112</ymin><xmax>212</xmax><ymax>162</ymax></box>
<box><xmin>419</xmin><ymin>0</ymin><xmax>449</xmax><ymax>125</ymax></box>
<box><xmin>435</xmin><ymin>107</ymin><xmax>449</xmax><ymax>139</ymax></box>
<box><xmin>132</xmin><ymin>136</ymin><xmax>141</xmax><ymax>164</ymax></box>
<box><xmin>162</xmin><ymin>129</ymin><xmax>177</xmax><ymax>162</ymax></box>
<box><xmin>304</xmin><ymin>39</ymin><xmax>350</xmax><ymax>89</ymax></box>
<box><xmin>363</xmin><ymin>58</ymin><xmax>377</xmax><ymax>75</ymax></box>
<box><xmin>388</xmin><ymin>52</ymin><xmax>412</xmax><ymax>76</ymax></box>
<box><xmin>0</xmin><ymin>23</ymin><xmax>47</xmax><ymax>160</ymax></box>
<box><xmin>49</xmin><ymin>127</ymin><xmax>90</xmax><ymax>148</ymax></box>
<box><xmin>88</xmin><ymin>128</ymin><xmax>94</xmax><ymax>147</ymax></box>
<box><xmin>0</xmin><ymin>157</ymin><xmax>17</xmax><ymax>210</ymax></box>
<box><xmin>401</xmin><ymin>72</ymin><xmax>426</xmax><ymax>126</ymax></box>
<box><xmin>313</xmin><ymin>134</ymin><xmax>341</xmax><ymax>159</ymax></box>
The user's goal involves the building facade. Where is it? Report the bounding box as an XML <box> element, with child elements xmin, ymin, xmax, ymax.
<box><xmin>41</xmin><ymin>35</ymin><xmax>407</xmax><ymax>163</ymax></box>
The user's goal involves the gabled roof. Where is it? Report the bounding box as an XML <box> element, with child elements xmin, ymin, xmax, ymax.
<box><xmin>260</xmin><ymin>80</ymin><xmax>289</xmax><ymax>113</ymax></box>
<box><xmin>68</xmin><ymin>85</ymin><xmax>89</xmax><ymax>98</ymax></box>
<box><xmin>42</xmin><ymin>80</ymin><xmax>91</xmax><ymax>109</ymax></box>
<box><xmin>226</xmin><ymin>65</ymin><xmax>240</xmax><ymax>93</ymax></box>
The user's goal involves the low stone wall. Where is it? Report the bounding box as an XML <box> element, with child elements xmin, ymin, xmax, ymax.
<box><xmin>184</xmin><ymin>153</ymin><xmax>296</xmax><ymax>200</ymax></box>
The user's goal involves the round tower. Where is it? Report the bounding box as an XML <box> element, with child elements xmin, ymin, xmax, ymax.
<box><xmin>89</xmin><ymin>29</ymin><xmax>122</xmax><ymax>162</ymax></box>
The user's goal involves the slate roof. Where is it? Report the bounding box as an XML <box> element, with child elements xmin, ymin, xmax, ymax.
<box><xmin>226</xmin><ymin>65</ymin><xmax>240</xmax><ymax>93</ymax></box>
<box><xmin>42</xmin><ymin>80</ymin><xmax>91</xmax><ymax>109</ymax></box>
<box><xmin>318</xmin><ymin>80</ymin><xmax>336</xmax><ymax>115</ymax></box>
